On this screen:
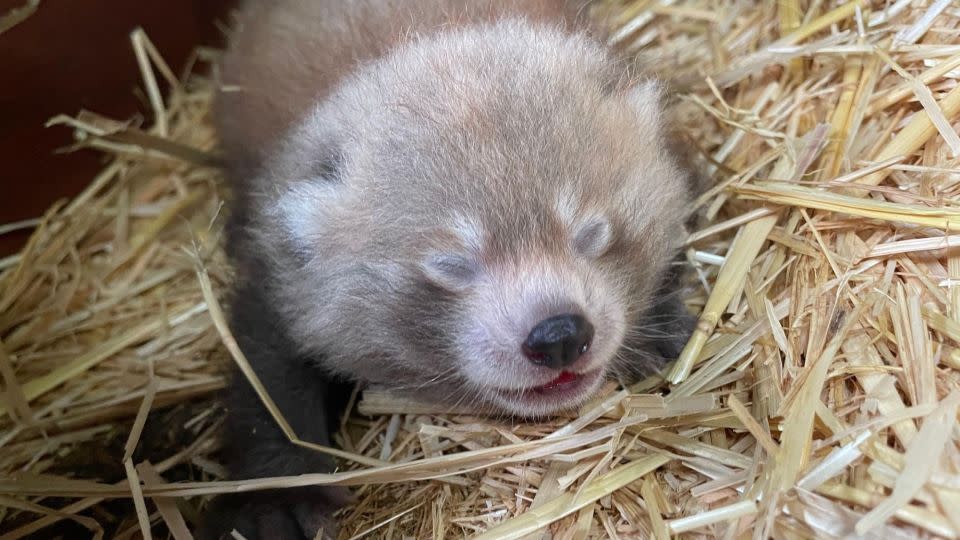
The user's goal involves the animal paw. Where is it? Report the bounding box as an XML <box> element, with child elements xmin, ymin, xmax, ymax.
<box><xmin>199</xmin><ymin>486</ymin><xmax>351</xmax><ymax>540</ymax></box>
<box><xmin>651</xmin><ymin>304</ymin><xmax>696</xmax><ymax>361</ymax></box>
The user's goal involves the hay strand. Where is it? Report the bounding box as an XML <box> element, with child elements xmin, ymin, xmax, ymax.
<box><xmin>3</xmin><ymin>0</ymin><xmax>960</xmax><ymax>538</ymax></box>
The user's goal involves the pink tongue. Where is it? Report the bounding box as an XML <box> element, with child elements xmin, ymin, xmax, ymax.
<box><xmin>540</xmin><ymin>371</ymin><xmax>578</xmax><ymax>390</ymax></box>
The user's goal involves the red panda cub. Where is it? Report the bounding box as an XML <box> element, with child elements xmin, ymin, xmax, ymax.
<box><xmin>205</xmin><ymin>1</ymin><xmax>697</xmax><ymax>538</ymax></box>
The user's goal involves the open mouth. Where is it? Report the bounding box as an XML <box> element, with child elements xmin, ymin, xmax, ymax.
<box><xmin>495</xmin><ymin>369</ymin><xmax>603</xmax><ymax>410</ymax></box>
<box><xmin>528</xmin><ymin>370</ymin><xmax>588</xmax><ymax>393</ymax></box>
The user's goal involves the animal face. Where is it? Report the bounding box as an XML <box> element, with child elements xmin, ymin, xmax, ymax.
<box><xmin>258</xmin><ymin>20</ymin><xmax>691</xmax><ymax>416</ymax></box>
<box><xmin>429</xmin><ymin>241</ymin><xmax>629</xmax><ymax>415</ymax></box>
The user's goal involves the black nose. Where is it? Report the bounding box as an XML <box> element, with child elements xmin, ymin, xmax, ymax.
<box><xmin>522</xmin><ymin>314</ymin><xmax>595</xmax><ymax>370</ymax></box>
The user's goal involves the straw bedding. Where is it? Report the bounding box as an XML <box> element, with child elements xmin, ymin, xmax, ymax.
<box><xmin>2</xmin><ymin>0</ymin><xmax>960</xmax><ymax>538</ymax></box>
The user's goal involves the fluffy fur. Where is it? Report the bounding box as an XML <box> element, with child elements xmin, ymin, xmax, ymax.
<box><xmin>204</xmin><ymin>1</ymin><xmax>697</xmax><ymax>538</ymax></box>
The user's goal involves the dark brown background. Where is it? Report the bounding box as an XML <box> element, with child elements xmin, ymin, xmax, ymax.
<box><xmin>0</xmin><ymin>0</ymin><xmax>232</xmax><ymax>256</ymax></box>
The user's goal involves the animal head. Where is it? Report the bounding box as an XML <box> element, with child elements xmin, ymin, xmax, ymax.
<box><xmin>252</xmin><ymin>20</ymin><xmax>691</xmax><ymax>416</ymax></box>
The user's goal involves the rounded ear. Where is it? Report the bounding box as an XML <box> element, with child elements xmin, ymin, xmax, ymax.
<box><xmin>266</xmin><ymin>102</ymin><xmax>346</xmax><ymax>178</ymax></box>
<box><xmin>263</xmin><ymin>105</ymin><xmax>349</xmax><ymax>258</ymax></box>
<box><xmin>421</xmin><ymin>252</ymin><xmax>480</xmax><ymax>291</ymax></box>
<box><xmin>625</xmin><ymin>78</ymin><xmax>666</xmax><ymax>129</ymax></box>
<box><xmin>275</xmin><ymin>176</ymin><xmax>344</xmax><ymax>256</ymax></box>
<box><xmin>573</xmin><ymin>215</ymin><xmax>613</xmax><ymax>258</ymax></box>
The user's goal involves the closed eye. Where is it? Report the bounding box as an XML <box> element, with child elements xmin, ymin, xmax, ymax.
<box><xmin>573</xmin><ymin>216</ymin><xmax>612</xmax><ymax>258</ymax></box>
<box><xmin>421</xmin><ymin>252</ymin><xmax>480</xmax><ymax>291</ymax></box>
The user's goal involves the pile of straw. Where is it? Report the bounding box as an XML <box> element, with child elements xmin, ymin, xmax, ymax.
<box><xmin>2</xmin><ymin>0</ymin><xmax>960</xmax><ymax>538</ymax></box>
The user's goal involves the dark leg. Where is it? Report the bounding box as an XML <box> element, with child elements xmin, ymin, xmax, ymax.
<box><xmin>642</xmin><ymin>283</ymin><xmax>696</xmax><ymax>362</ymax></box>
<box><xmin>198</xmin><ymin>279</ymin><xmax>352</xmax><ymax>540</ymax></box>
<box><xmin>618</xmin><ymin>257</ymin><xmax>696</xmax><ymax>382</ymax></box>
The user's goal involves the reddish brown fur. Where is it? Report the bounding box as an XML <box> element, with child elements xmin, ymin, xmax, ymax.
<box><xmin>206</xmin><ymin>2</ymin><xmax>696</xmax><ymax>538</ymax></box>
<box><xmin>217</xmin><ymin>0</ymin><xmax>594</xmax><ymax>172</ymax></box>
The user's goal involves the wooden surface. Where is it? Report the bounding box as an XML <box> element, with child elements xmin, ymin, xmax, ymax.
<box><xmin>0</xmin><ymin>0</ymin><xmax>232</xmax><ymax>256</ymax></box>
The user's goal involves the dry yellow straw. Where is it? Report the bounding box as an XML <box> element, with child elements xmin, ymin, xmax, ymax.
<box><xmin>852</xmin><ymin>83</ymin><xmax>960</xmax><ymax>190</ymax></box>
<box><xmin>4</xmin><ymin>0</ymin><xmax>960</xmax><ymax>537</ymax></box>
<box><xmin>668</xmin><ymin>214</ymin><xmax>777</xmax><ymax>383</ymax></box>
<box><xmin>736</xmin><ymin>182</ymin><xmax>960</xmax><ymax>229</ymax></box>
<box><xmin>472</xmin><ymin>454</ymin><xmax>670</xmax><ymax>539</ymax></box>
